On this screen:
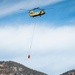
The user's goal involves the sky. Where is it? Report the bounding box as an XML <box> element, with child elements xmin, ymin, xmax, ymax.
<box><xmin>0</xmin><ymin>0</ymin><xmax>75</xmax><ymax>75</ymax></box>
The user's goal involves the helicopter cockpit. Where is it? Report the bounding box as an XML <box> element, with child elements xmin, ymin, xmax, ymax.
<box><xmin>29</xmin><ymin>11</ymin><xmax>34</xmax><ymax>14</ymax></box>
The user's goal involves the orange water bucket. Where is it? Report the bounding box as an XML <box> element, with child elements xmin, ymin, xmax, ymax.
<box><xmin>28</xmin><ymin>55</ymin><xmax>30</xmax><ymax>59</ymax></box>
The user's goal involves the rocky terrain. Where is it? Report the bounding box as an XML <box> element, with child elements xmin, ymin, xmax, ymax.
<box><xmin>61</xmin><ymin>69</ymin><xmax>75</xmax><ymax>75</ymax></box>
<box><xmin>0</xmin><ymin>61</ymin><xmax>47</xmax><ymax>75</ymax></box>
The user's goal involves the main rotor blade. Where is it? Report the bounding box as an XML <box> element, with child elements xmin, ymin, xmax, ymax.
<box><xmin>33</xmin><ymin>7</ymin><xmax>39</xmax><ymax>10</ymax></box>
<box><xmin>44</xmin><ymin>8</ymin><xmax>54</xmax><ymax>10</ymax></box>
<box><xmin>20</xmin><ymin>9</ymin><xmax>26</xmax><ymax>10</ymax></box>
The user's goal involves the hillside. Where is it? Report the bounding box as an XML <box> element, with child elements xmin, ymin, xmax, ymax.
<box><xmin>61</xmin><ymin>69</ymin><xmax>75</xmax><ymax>75</ymax></box>
<box><xmin>0</xmin><ymin>61</ymin><xmax>47</xmax><ymax>75</ymax></box>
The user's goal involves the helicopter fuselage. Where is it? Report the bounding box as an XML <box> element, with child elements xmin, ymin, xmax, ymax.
<box><xmin>29</xmin><ymin>10</ymin><xmax>45</xmax><ymax>17</ymax></box>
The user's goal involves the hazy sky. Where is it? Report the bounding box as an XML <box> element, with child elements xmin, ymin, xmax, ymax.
<box><xmin>0</xmin><ymin>0</ymin><xmax>75</xmax><ymax>75</ymax></box>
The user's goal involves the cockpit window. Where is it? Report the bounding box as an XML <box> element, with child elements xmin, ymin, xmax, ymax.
<box><xmin>29</xmin><ymin>11</ymin><xmax>34</xmax><ymax>14</ymax></box>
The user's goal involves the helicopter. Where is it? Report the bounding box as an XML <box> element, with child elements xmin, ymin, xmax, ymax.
<box><xmin>20</xmin><ymin>7</ymin><xmax>53</xmax><ymax>17</ymax></box>
<box><xmin>20</xmin><ymin>7</ymin><xmax>53</xmax><ymax>59</ymax></box>
<box><xmin>29</xmin><ymin>7</ymin><xmax>45</xmax><ymax>17</ymax></box>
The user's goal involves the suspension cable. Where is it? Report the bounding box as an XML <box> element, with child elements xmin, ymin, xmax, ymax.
<box><xmin>28</xmin><ymin>23</ymin><xmax>36</xmax><ymax>58</ymax></box>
